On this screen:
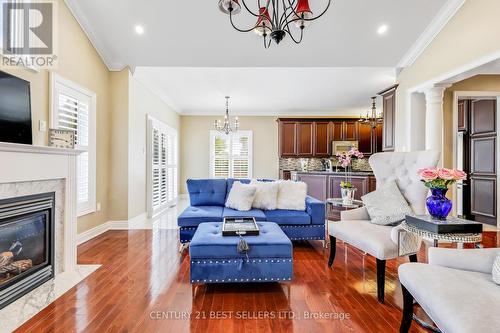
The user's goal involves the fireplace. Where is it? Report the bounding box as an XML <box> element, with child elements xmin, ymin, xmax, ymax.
<box><xmin>0</xmin><ymin>192</ymin><xmax>55</xmax><ymax>309</ymax></box>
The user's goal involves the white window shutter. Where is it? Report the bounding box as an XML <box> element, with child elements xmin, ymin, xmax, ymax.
<box><xmin>147</xmin><ymin>116</ymin><xmax>178</xmax><ymax>218</ymax></box>
<box><xmin>210</xmin><ymin>131</ymin><xmax>252</xmax><ymax>179</ymax></box>
<box><xmin>51</xmin><ymin>74</ymin><xmax>96</xmax><ymax>217</ymax></box>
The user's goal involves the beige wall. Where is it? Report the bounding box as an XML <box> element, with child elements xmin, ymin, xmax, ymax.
<box><xmin>396</xmin><ymin>0</ymin><xmax>500</xmax><ymax>151</ymax></box>
<box><xmin>1</xmin><ymin>0</ymin><xmax>112</xmax><ymax>234</ymax></box>
<box><xmin>180</xmin><ymin>116</ymin><xmax>278</xmax><ymax>194</ymax></box>
<box><xmin>128</xmin><ymin>76</ymin><xmax>180</xmax><ymax>218</ymax></box>
<box><xmin>108</xmin><ymin>69</ymin><xmax>130</xmax><ymax>221</ymax></box>
<box><xmin>442</xmin><ymin>75</ymin><xmax>500</xmax><ymax>168</ymax></box>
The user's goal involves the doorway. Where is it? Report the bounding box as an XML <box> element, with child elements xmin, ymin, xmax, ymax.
<box><xmin>455</xmin><ymin>96</ymin><xmax>499</xmax><ymax>226</ymax></box>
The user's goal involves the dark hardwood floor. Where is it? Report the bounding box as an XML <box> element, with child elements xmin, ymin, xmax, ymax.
<box><xmin>16</xmin><ymin>230</ymin><xmax>499</xmax><ymax>333</ymax></box>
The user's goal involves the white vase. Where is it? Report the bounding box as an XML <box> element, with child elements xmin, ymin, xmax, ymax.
<box><xmin>341</xmin><ymin>188</ymin><xmax>356</xmax><ymax>205</ymax></box>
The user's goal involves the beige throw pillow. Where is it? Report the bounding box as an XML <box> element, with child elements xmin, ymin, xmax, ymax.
<box><xmin>362</xmin><ymin>180</ymin><xmax>413</xmax><ymax>226</ymax></box>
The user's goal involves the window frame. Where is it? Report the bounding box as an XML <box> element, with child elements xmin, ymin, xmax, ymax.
<box><xmin>209</xmin><ymin>130</ymin><xmax>253</xmax><ymax>179</ymax></box>
<box><xmin>50</xmin><ymin>73</ymin><xmax>97</xmax><ymax>217</ymax></box>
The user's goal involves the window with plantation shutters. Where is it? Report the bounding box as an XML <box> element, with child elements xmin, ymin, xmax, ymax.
<box><xmin>147</xmin><ymin>116</ymin><xmax>178</xmax><ymax>218</ymax></box>
<box><xmin>50</xmin><ymin>74</ymin><xmax>96</xmax><ymax>216</ymax></box>
<box><xmin>210</xmin><ymin>131</ymin><xmax>253</xmax><ymax>179</ymax></box>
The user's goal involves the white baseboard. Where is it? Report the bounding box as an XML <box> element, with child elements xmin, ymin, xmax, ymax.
<box><xmin>77</xmin><ymin>213</ymin><xmax>143</xmax><ymax>245</ymax></box>
<box><xmin>107</xmin><ymin>220</ymin><xmax>129</xmax><ymax>230</ymax></box>
<box><xmin>77</xmin><ymin>222</ymin><xmax>110</xmax><ymax>245</ymax></box>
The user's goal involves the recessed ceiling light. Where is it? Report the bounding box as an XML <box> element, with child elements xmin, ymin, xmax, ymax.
<box><xmin>377</xmin><ymin>24</ymin><xmax>388</xmax><ymax>35</ymax></box>
<box><xmin>135</xmin><ymin>25</ymin><xmax>145</xmax><ymax>35</ymax></box>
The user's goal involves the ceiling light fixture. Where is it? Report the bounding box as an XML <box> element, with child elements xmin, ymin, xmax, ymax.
<box><xmin>214</xmin><ymin>96</ymin><xmax>239</xmax><ymax>135</ymax></box>
<box><xmin>218</xmin><ymin>0</ymin><xmax>331</xmax><ymax>48</ymax></box>
<box><xmin>135</xmin><ymin>25</ymin><xmax>145</xmax><ymax>35</ymax></box>
<box><xmin>359</xmin><ymin>97</ymin><xmax>383</xmax><ymax>129</ymax></box>
<box><xmin>377</xmin><ymin>24</ymin><xmax>388</xmax><ymax>35</ymax></box>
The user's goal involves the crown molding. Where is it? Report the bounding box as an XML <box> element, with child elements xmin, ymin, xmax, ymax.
<box><xmin>397</xmin><ymin>0</ymin><xmax>465</xmax><ymax>69</ymax></box>
<box><xmin>64</xmin><ymin>0</ymin><xmax>122</xmax><ymax>71</ymax></box>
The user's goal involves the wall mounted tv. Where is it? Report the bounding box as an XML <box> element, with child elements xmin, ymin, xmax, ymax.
<box><xmin>0</xmin><ymin>70</ymin><xmax>32</xmax><ymax>145</ymax></box>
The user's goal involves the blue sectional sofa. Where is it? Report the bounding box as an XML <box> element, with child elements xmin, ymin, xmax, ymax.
<box><xmin>178</xmin><ymin>178</ymin><xmax>326</xmax><ymax>244</ymax></box>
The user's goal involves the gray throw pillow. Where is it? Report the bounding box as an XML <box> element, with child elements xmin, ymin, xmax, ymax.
<box><xmin>493</xmin><ymin>255</ymin><xmax>500</xmax><ymax>285</ymax></box>
<box><xmin>362</xmin><ymin>180</ymin><xmax>414</xmax><ymax>226</ymax></box>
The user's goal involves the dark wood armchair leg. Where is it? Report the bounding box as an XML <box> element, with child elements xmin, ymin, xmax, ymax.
<box><xmin>328</xmin><ymin>236</ymin><xmax>336</xmax><ymax>267</ymax></box>
<box><xmin>409</xmin><ymin>254</ymin><xmax>418</xmax><ymax>263</ymax></box>
<box><xmin>376</xmin><ymin>259</ymin><xmax>386</xmax><ymax>303</ymax></box>
<box><xmin>400</xmin><ymin>285</ymin><xmax>414</xmax><ymax>333</ymax></box>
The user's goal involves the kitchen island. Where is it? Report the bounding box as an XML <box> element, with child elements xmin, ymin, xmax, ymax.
<box><xmin>292</xmin><ymin>171</ymin><xmax>376</xmax><ymax>220</ymax></box>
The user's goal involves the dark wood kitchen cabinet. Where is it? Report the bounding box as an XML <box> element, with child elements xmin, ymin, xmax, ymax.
<box><xmin>378</xmin><ymin>85</ymin><xmax>398</xmax><ymax>152</ymax></box>
<box><xmin>279</xmin><ymin>121</ymin><xmax>297</xmax><ymax>157</ymax></box>
<box><xmin>344</xmin><ymin>121</ymin><xmax>359</xmax><ymax>141</ymax></box>
<box><xmin>278</xmin><ymin>118</ymin><xmax>383</xmax><ymax>158</ymax></box>
<box><xmin>331</xmin><ymin>121</ymin><xmax>344</xmax><ymax>140</ymax></box>
<box><xmin>358</xmin><ymin>123</ymin><xmax>373</xmax><ymax>155</ymax></box>
<box><xmin>296</xmin><ymin>122</ymin><xmax>314</xmax><ymax>156</ymax></box>
<box><xmin>358</xmin><ymin>123</ymin><xmax>383</xmax><ymax>156</ymax></box>
<box><xmin>313</xmin><ymin>122</ymin><xmax>331</xmax><ymax>157</ymax></box>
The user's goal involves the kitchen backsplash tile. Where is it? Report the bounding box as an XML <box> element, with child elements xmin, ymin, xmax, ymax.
<box><xmin>279</xmin><ymin>157</ymin><xmax>372</xmax><ymax>172</ymax></box>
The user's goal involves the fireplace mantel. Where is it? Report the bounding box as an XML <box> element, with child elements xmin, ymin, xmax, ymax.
<box><xmin>0</xmin><ymin>141</ymin><xmax>84</xmax><ymax>155</ymax></box>
<box><xmin>0</xmin><ymin>142</ymin><xmax>83</xmax><ymax>274</ymax></box>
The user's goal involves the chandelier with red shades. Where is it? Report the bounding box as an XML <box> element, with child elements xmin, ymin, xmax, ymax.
<box><xmin>218</xmin><ymin>0</ymin><xmax>331</xmax><ymax>48</ymax></box>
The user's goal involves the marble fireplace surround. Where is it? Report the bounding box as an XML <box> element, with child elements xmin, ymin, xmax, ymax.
<box><xmin>0</xmin><ymin>142</ymin><xmax>100</xmax><ymax>331</ymax></box>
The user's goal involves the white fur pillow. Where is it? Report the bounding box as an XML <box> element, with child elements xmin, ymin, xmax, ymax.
<box><xmin>493</xmin><ymin>255</ymin><xmax>500</xmax><ymax>285</ymax></box>
<box><xmin>225</xmin><ymin>181</ymin><xmax>257</xmax><ymax>211</ymax></box>
<box><xmin>276</xmin><ymin>180</ymin><xmax>307</xmax><ymax>211</ymax></box>
<box><xmin>250</xmin><ymin>180</ymin><xmax>279</xmax><ymax>210</ymax></box>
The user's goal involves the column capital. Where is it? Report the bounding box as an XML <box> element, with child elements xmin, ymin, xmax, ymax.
<box><xmin>425</xmin><ymin>84</ymin><xmax>451</xmax><ymax>104</ymax></box>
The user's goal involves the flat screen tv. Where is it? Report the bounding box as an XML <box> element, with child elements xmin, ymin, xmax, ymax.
<box><xmin>0</xmin><ymin>71</ymin><xmax>32</xmax><ymax>144</ymax></box>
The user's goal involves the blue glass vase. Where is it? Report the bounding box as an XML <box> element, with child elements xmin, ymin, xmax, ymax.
<box><xmin>426</xmin><ymin>188</ymin><xmax>452</xmax><ymax>220</ymax></box>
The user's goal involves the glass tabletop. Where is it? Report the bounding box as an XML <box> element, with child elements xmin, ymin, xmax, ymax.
<box><xmin>326</xmin><ymin>198</ymin><xmax>364</xmax><ymax>209</ymax></box>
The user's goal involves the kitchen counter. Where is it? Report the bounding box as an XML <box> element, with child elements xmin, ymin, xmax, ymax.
<box><xmin>293</xmin><ymin>171</ymin><xmax>376</xmax><ymax>220</ymax></box>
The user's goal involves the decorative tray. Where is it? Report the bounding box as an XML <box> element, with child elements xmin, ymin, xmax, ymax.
<box><xmin>405</xmin><ymin>215</ymin><xmax>483</xmax><ymax>234</ymax></box>
<box><xmin>222</xmin><ymin>217</ymin><xmax>259</xmax><ymax>236</ymax></box>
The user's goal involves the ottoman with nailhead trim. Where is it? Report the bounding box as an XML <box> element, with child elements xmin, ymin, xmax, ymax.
<box><xmin>189</xmin><ymin>222</ymin><xmax>293</xmax><ymax>284</ymax></box>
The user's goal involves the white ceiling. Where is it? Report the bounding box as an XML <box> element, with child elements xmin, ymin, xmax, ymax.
<box><xmin>66</xmin><ymin>0</ymin><xmax>449</xmax><ymax>68</ymax></box>
<box><xmin>65</xmin><ymin>0</ymin><xmax>459</xmax><ymax>115</ymax></box>
<box><xmin>134</xmin><ymin>67</ymin><xmax>396</xmax><ymax>115</ymax></box>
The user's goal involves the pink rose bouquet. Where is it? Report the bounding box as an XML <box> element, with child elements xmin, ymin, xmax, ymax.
<box><xmin>417</xmin><ymin>167</ymin><xmax>467</xmax><ymax>189</ymax></box>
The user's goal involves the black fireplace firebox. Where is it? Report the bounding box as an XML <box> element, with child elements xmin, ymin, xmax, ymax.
<box><xmin>0</xmin><ymin>192</ymin><xmax>55</xmax><ymax>309</ymax></box>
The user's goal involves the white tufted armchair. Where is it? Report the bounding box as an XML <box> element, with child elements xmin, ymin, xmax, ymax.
<box><xmin>328</xmin><ymin>150</ymin><xmax>441</xmax><ymax>303</ymax></box>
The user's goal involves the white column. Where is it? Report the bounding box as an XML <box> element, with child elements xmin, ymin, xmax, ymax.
<box><xmin>424</xmin><ymin>85</ymin><xmax>449</xmax><ymax>158</ymax></box>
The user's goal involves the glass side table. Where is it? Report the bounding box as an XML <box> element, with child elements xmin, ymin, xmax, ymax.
<box><xmin>325</xmin><ymin>198</ymin><xmax>364</xmax><ymax>248</ymax></box>
<box><xmin>326</xmin><ymin>198</ymin><xmax>364</xmax><ymax>210</ymax></box>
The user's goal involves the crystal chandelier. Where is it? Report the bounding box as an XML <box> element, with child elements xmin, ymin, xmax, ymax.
<box><xmin>218</xmin><ymin>0</ymin><xmax>331</xmax><ymax>48</ymax></box>
<box><xmin>214</xmin><ymin>96</ymin><xmax>239</xmax><ymax>135</ymax></box>
<box><xmin>359</xmin><ymin>97</ymin><xmax>383</xmax><ymax>129</ymax></box>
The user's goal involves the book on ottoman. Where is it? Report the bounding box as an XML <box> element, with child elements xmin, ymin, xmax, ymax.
<box><xmin>222</xmin><ymin>217</ymin><xmax>260</xmax><ymax>236</ymax></box>
<box><xmin>406</xmin><ymin>215</ymin><xmax>483</xmax><ymax>234</ymax></box>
